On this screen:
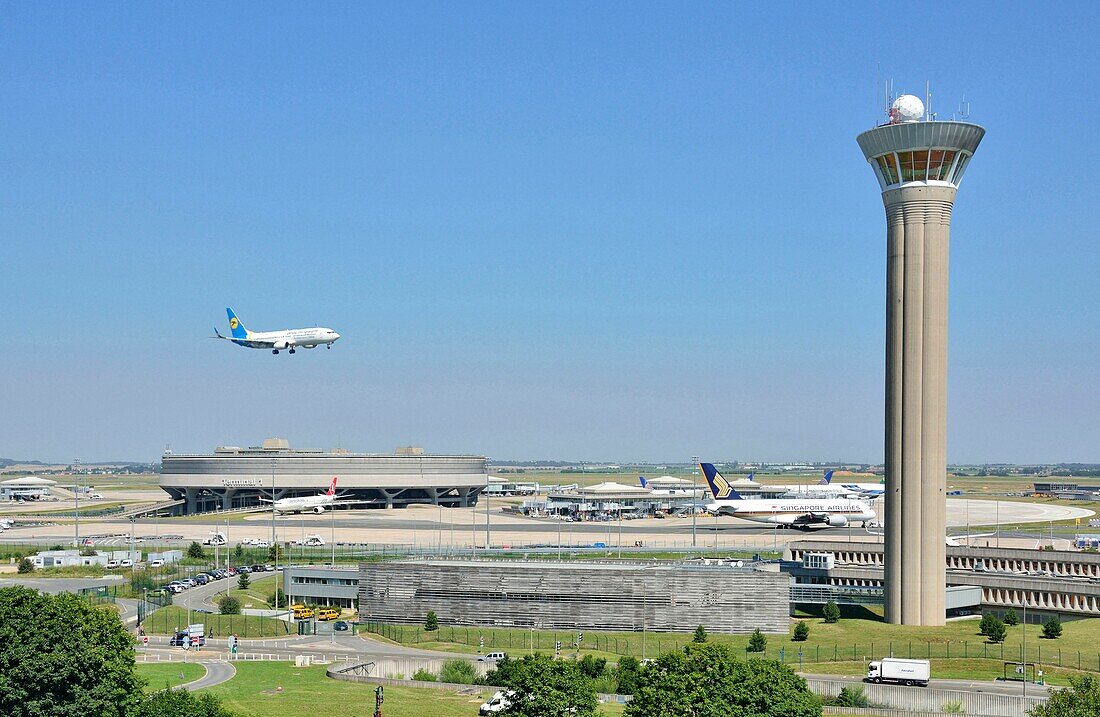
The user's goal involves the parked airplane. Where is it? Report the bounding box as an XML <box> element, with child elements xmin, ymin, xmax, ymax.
<box><xmin>214</xmin><ymin>308</ymin><xmax>340</xmax><ymax>354</ymax></box>
<box><xmin>259</xmin><ymin>477</ymin><xmax>365</xmax><ymax>514</ymax></box>
<box><xmin>780</xmin><ymin>471</ymin><xmax>860</xmax><ymax>499</ymax></box>
<box><xmin>638</xmin><ymin>476</ymin><xmax>697</xmax><ymax>495</ymax></box>
<box><xmin>699</xmin><ymin>463</ymin><xmax>875</xmax><ymax>530</ymax></box>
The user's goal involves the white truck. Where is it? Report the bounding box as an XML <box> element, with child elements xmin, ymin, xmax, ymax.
<box><xmin>867</xmin><ymin>658</ymin><xmax>930</xmax><ymax>686</ymax></box>
<box><xmin>202</xmin><ymin>531</ymin><xmax>228</xmax><ymax>546</ymax></box>
<box><xmin>302</xmin><ymin>534</ymin><xmax>325</xmax><ymax>547</ymax></box>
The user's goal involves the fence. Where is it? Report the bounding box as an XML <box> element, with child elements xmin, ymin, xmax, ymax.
<box><xmin>362</xmin><ymin>620</ymin><xmax>1100</xmax><ymax>673</ymax></box>
<box><xmin>141</xmin><ymin>608</ymin><xmax>291</xmax><ymax>638</ymax></box>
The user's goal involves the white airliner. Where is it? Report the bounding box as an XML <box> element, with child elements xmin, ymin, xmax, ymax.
<box><xmin>700</xmin><ymin>463</ymin><xmax>875</xmax><ymax>530</ymax></box>
<box><xmin>781</xmin><ymin>471</ymin><xmax>861</xmax><ymax>499</ymax></box>
<box><xmin>259</xmin><ymin>477</ymin><xmax>365</xmax><ymax>514</ymax></box>
<box><xmin>214</xmin><ymin>308</ymin><xmax>340</xmax><ymax>354</ymax></box>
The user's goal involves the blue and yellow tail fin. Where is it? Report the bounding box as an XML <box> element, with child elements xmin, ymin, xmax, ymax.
<box><xmin>226</xmin><ymin>308</ymin><xmax>249</xmax><ymax>339</ymax></box>
<box><xmin>699</xmin><ymin>463</ymin><xmax>741</xmax><ymax>500</ymax></box>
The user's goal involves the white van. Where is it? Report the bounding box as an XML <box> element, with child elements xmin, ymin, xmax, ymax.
<box><xmin>479</xmin><ymin>691</ymin><xmax>512</xmax><ymax>715</ymax></box>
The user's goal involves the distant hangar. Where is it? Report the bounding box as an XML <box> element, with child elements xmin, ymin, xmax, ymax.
<box><xmin>159</xmin><ymin>438</ymin><xmax>487</xmax><ymax>515</ymax></box>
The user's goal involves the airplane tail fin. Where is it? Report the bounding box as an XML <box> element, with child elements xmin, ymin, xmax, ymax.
<box><xmin>700</xmin><ymin>462</ymin><xmax>740</xmax><ymax>500</ymax></box>
<box><xmin>819</xmin><ymin>470</ymin><xmax>834</xmax><ymax>485</ymax></box>
<box><xmin>746</xmin><ymin>472</ymin><xmax>754</xmax><ymax>482</ymax></box>
<box><xmin>226</xmin><ymin>308</ymin><xmax>249</xmax><ymax>339</ymax></box>
<box><xmin>326</xmin><ymin>476</ymin><xmax>338</xmax><ymax>496</ymax></box>
<box><xmin>639</xmin><ymin>476</ymin><xmax>647</xmax><ymax>488</ymax></box>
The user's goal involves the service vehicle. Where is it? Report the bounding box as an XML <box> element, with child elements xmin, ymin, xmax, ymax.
<box><xmin>867</xmin><ymin>658</ymin><xmax>930</xmax><ymax>686</ymax></box>
<box><xmin>478</xmin><ymin>652</ymin><xmax>507</xmax><ymax>662</ymax></box>
<box><xmin>292</xmin><ymin>604</ymin><xmax>315</xmax><ymax>620</ymax></box>
<box><xmin>479</xmin><ymin>691</ymin><xmax>513</xmax><ymax>715</ymax></box>
<box><xmin>169</xmin><ymin>624</ymin><xmax>206</xmax><ymax>648</ymax></box>
<box><xmin>316</xmin><ymin>608</ymin><xmax>339</xmax><ymax>621</ymax></box>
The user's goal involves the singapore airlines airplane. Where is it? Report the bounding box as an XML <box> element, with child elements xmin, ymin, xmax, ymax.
<box><xmin>214</xmin><ymin>308</ymin><xmax>340</xmax><ymax>354</ymax></box>
<box><xmin>700</xmin><ymin>463</ymin><xmax>875</xmax><ymax>530</ymax></box>
<box><xmin>258</xmin><ymin>477</ymin><xmax>367</xmax><ymax>514</ymax></box>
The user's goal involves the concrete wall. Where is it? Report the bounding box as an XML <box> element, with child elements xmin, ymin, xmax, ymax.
<box><xmin>359</xmin><ymin>559</ymin><xmax>790</xmax><ymax>633</ymax></box>
<box><xmin>807</xmin><ymin>678</ymin><xmax>1044</xmax><ymax>717</ymax></box>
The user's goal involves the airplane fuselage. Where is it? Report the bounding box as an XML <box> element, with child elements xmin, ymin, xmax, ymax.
<box><xmin>230</xmin><ymin>327</ymin><xmax>340</xmax><ymax>351</ymax></box>
<box><xmin>271</xmin><ymin>494</ymin><xmax>334</xmax><ymax>514</ymax></box>
<box><xmin>705</xmin><ymin>498</ymin><xmax>876</xmax><ymax>528</ymax></box>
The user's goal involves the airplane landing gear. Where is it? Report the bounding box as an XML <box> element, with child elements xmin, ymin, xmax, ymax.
<box><xmin>289</xmin><ymin>348</ymin><xmax>296</xmax><ymax>354</ymax></box>
<box><xmin>326</xmin><ymin>344</ymin><xmax>331</xmax><ymax>349</ymax></box>
<box><xmin>272</xmin><ymin>349</ymin><xmax>279</xmax><ymax>354</ymax></box>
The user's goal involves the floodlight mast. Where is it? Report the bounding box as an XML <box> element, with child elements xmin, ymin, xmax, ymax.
<box><xmin>856</xmin><ymin>90</ymin><xmax>984</xmax><ymax>625</ymax></box>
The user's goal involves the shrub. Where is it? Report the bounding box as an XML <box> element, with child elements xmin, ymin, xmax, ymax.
<box><xmin>186</xmin><ymin>542</ymin><xmax>204</xmax><ymax>559</ymax></box>
<box><xmin>835</xmin><ymin>685</ymin><xmax>869</xmax><ymax>708</ymax></box>
<box><xmin>1004</xmin><ymin>608</ymin><xmax>1019</xmax><ymax>626</ymax></box>
<box><xmin>979</xmin><ymin>612</ymin><xmax>996</xmax><ymax>636</ymax></box>
<box><xmin>233</xmin><ymin>544</ymin><xmax>244</xmax><ymax>559</ymax></box>
<box><xmin>692</xmin><ymin>625</ymin><xmax>708</xmax><ymax>643</ymax></box>
<box><xmin>1043</xmin><ymin>616</ymin><xmax>1063</xmax><ymax>639</ymax></box>
<box><xmin>425</xmin><ymin>610</ymin><xmax>439</xmax><ymax>631</ymax></box>
<box><xmin>941</xmin><ymin>700</ymin><xmax>964</xmax><ymax>713</ymax></box>
<box><xmin>986</xmin><ymin>617</ymin><xmax>1007</xmax><ymax>644</ymax></box>
<box><xmin>411</xmin><ymin>668</ymin><xmax>437</xmax><ymax>682</ymax></box>
<box><xmin>822</xmin><ymin>600</ymin><xmax>841</xmax><ymax>624</ymax></box>
<box><xmin>218</xmin><ymin>596</ymin><xmax>241</xmax><ymax>615</ymax></box>
<box><xmin>579</xmin><ymin>654</ymin><xmax>607</xmax><ymax>678</ymax></box>
<box><xmin>615</xmin><ymin>656</ymin><xmax>641</xmax><ymax>695</ymax></box>
<box><xmin>440</xmin><ymin>659</ymin><xmax>477</xmax><ymax>684</ymax></box>
<box><xmin>16</xmin><ymin>558</ymin><xmax>33</xmax><ymax>574</ymax></box>
<box><xmin>792</xmin><ymin>620</ymin><xmax>809</xmax><ymax>642</ymax></box>
<box><xmin>267</xmin><ymin>587</ymin><xmax>286</xmax><ymax>608</ymax></box>
<box><xmin>237</xmin><ymin>573</ymin><xmax>250</xmax><ymax>590</ymax></box>
<box><xmin>747</xmin><ymin>628</ymin><xmax>767</xmax><ymax>653</ymax></box>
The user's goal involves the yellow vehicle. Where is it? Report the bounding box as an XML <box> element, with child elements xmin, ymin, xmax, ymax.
<box><xmin>316</xmin><ymin>608</ymin><xmax>339</xmax><ymax>621</ymax></box>
<box><xmin>292</xmin><ymin>605</ymin><xmax>315</xmax><ymax>620</ymax></box>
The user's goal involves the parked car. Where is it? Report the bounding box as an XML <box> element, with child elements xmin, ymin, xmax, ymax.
<box><xmin>148</xmin><ymin>559</ymin><xmax>164</xmax><ymax>568</ymax></box>
<box><xmin>106</xmin><ymin>560</ymin><xmax>120</xmax><ymax>569</ymax></box>
<box><xmin>478</xmin><ymin>652</ymin><xmax>507</xmax><ymax>662</ymax></box>
<box><xmin>316</xmin><ymin>608</ymin><xmax>339</xmax><ymax>621</ymax></box>
<box><xmin>333</xmin><ymin>621</ymin><xmax>350</xmax><ymax>632</ymax></box>
<box><xmin>120</xmin><ymin>558</ymin><xmax>133</xmax><ymax>568</ymax></box>
<box><xmin>193</xmin><ymin>574</ymin><xmax>209</xmax><ymax>585</ymax></box>
<box><xmin>250</xmin><ymin>564</ymin><xmax>266</xmax><ymax>573</ymax></box>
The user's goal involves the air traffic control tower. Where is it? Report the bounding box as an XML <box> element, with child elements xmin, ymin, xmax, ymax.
<box><xmin>857</xmin><ymin>95</ymin><xmax>984</xmax><ymax>625</ymax></box>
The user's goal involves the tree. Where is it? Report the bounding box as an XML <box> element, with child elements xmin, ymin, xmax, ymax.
<box><xmin>578</xmin><ymin>654</ymin><xmax>607</xmax><ymax>679</ymax></box>
<box><xmin>138</xmin><ymin>689</ymin><xmax>235</xmax><ymax>717</ymax></box>
<box><xmin>792</xmin><ymin>621</ymin><xmax>809</xmax><ymax>642</ymax></box>
<box><xmin>16</xmin><ymin>558</ymin><xmax>33</xmax><ymax>574</ymax></box>
<box><xmin>1004</xmin><ymin>608</ymin><xmax>1019</xmax><ymax>626</ymax></box>
<box><xmin>425</xmin><ymin>610</ymin><xmax>439</xmax><ymax>631</ymax></box>
<box><xmin>267</xmin><ymin>544</ymin><xmax>281</xmax><ymax>562</ymax></box>
<box><xmin>267</xmin><ymin>587</ymin><xmax>286</xmax><ymax>609</ymax></box>
<box><xmin>1043</xmin><ymin>616</ymin><xmax>1063</xmax><ymax>639</ymax></box>
<box><xmin>692</xmin><ymin>625</ymin><xmax>708</xmax><ymax>643</ymax></box>
<box><xmin>233</xmin><ymin>544</ymin><xmax>243</xmax><ymax>559</ymax></box>
<box><xmin>985</xmin><ymin>617</ymin><xmax>1007</xmax><ymax>644</ymax></box>
<box><xmin>747</xmin><ymin>628</ymin><xmax>767</xmax><ymax>653</ymax></box>
<box><xmin>1029</xmin><ymin>674</ymin><xmax>1100</xmax><ymax>717</ymax></box>
<box><xmin>0</xmin><ymin>586</ymin><xmax>143</xmax><ymax>717</ymax></box>
<box><xmin>979</xmin><ymin>612</ymin><xmax>997</xmax><ymax>636</ymax></box>
<box><xmin>498</xmin><ymin>653</ymin><xmax>598</xmax><ymax>717</ymax></box>
<box><xmin>822</xmin><ymin>600</ymin><xmax>841</xmax><ymax>624</ymax></box>
<box><xmin>439</xmin><ymin>659</ymin><xmax>477</xmax><ymax>684</ymax></box>
<box><xmin>615</xmin><ymin>656</ymin><xmax>641</xmax><ymax>695</ymax></box>
<box><xmin>237</xmin><ymin>573</ymin><xmax>250</xmax><ymax>591</ymax></box>
<box><xmin>186</xmin><ymin>542</ymin><xmax>204</xmax><ymax>559</ymax></box>
<box><xmin>625</xmin><ymin>643</ymin><xmax>819</xmax><ymax>717</ymax></box>
<box><xmin>218</xmin><ymin>596</ymin><xmax>241</xmax><ymax>615</ymax></box>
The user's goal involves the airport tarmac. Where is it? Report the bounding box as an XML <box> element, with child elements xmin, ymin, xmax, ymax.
<box><xmin>1</xmin><ymin>497</ymin><xmax>1092</xmax><ymax>551</ymax></box>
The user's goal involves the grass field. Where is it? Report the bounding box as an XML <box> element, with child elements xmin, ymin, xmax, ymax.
<box><xmin>198</xmin><ymin>662</ymin><xmax>626</xmax><ymax>717</ymax></box>
<box><xmin>135</xmin><ymin>662</ymin><xmax>205</xmax><ymax>691</ymax></box>
<box><xmin>144</xmin><ymin>605</ymin><xmax>292</xmax><ymax>638</ymax></box>
<box><xmin>367</xmin><ymin>614</ymin><xmax>1100</xmax><ymax>681</ymax></box>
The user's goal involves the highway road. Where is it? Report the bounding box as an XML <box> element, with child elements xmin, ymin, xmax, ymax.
<box><xmin>807</xmin><ymin>671</ymin><xmax>1050</xmax><ymax>698</ymax></box>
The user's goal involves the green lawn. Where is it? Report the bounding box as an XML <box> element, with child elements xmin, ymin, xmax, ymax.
<box><xmin>201</xmin><ymin>662</ymin><xmax>624</xmax><ymax>717</ymax></box>
<box><xmin>143</xmin><ymin>605</ymin><xmax>291</xmax><ymax>638</ymax></box>
<box><xmin>368</xmin><ymin>615</ymin><xmax>1100</xmax><ymax>674</ymax></box>
<box><xmin>135</xmin><ymin>662</ymin><xmax>205</xmax><ymax>691</ymax></box>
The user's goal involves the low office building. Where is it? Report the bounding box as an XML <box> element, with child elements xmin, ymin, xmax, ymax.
<box><xmin>358</xmin><ymin>559</ymin><xmax>790</xmax><ymax>633</ymax></box>
<box><xmin>0</xmin><ymin>476</ymin><xmax>56</xmax><ymax>501</ymax></box>
<box><xmin>283</xmin><ymin>565</ymin><xmax>359</xmax><ymax>609</ymax></box>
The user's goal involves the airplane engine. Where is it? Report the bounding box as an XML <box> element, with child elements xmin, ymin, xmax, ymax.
<box><xmin>312</xmin><ymin>506</ymin><xmax>325</xmax><ymax>514</ymax></box>
<box><xmin>273</xmin><ymin>340</ymin><xmax>290</xmax><ymax>350</ymax></box>
<box><xmin>826</xmin><ymin>515</ymin><xmax>848</xmax><ymax>527</ymax></box>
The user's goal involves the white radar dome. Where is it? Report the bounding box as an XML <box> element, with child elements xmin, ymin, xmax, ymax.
<box><xmin>892</xmin><ymin>94</ymin><xmax>925</xmax><ymax>123</ymax></box>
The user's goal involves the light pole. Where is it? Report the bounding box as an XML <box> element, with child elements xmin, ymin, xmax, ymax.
<box><xmin>1022</xmin><ymin>595</ymin><xmax>1028</xmax><ymax>697</ymax></box>
<box><xmin>485</xmin><ymin>472</ymin><xmax>491</xmax><ymax>550</ymax></box>
<box><xmin>73</xmin><ymin>459</ymin><xmax>80</xmax><ymax>548</ymax></box>
<box><xmin>691</xmin><ymin>456</ymin><xmax>699</xmax><ymax>549</ymax></box>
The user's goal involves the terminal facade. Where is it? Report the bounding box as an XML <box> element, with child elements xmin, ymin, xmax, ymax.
<box><xmin>159</xmin><ymin>438</ymin><xmax>488</xmax><ymax>515</ymax></box>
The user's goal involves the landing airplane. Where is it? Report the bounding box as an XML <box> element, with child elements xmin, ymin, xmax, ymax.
<box><xmin>700</xmin><ymin>463</ymin><xmax>875</xmax><ymax>530</ymax></box>
<box><xmin>258</xmin><ymin>477</ymin><xmax>367</xmax><ymax>514</ymax></box>
<box><xmin>214</xmin><ymin>308</ymin><xmax>340</xmax><ymax>354</ymax></box>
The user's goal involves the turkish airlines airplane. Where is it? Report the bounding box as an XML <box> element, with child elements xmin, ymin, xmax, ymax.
<box><xmin>259</xmin><ymin>477</ymin><xmax>365</xmax><ymax>514</ymax></box>
<box><xmin>699</xmin><ymin>463</ymin><xmax>875</xmax><ymax>530</ymax></box>
<box><xmin>214</xmin><ymin>308</ymin><xmax>340</xmax><ymax>354</ymax></box>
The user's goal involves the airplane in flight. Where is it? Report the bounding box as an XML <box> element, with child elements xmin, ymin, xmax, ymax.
<box><xmin>258</xmin><ymin>477</ymin><xmax>366</xmax><ymax>514</ymax></box>
<box><xmin>213</xmin><ymin>308</ymin><xmax>340</xmax><ymax>354</ymax></box>
<box><xmin>699</xmin><ymin>462</ymin><xmax>876</xmax><ymax>530</ymax></box>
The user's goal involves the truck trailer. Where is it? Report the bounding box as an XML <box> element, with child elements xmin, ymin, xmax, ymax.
<box><xmin>867</xmin><ymin>658</ymin><xmax>930</xmax><ymax>686</ymax></box>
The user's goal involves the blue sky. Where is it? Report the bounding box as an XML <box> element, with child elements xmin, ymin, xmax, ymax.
<box><xmin>1</xmin><ymin>3</ymin><xmax>1097</xmax><ymax>464</ymax></box>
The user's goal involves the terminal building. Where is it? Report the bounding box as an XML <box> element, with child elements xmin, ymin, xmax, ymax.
<box><xmin>159</xmin><ymin>438</ymin><xmax>488</xmax><ymax>515</ymax></box>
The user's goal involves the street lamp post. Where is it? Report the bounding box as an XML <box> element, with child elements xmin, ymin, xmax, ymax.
<box><xmin>691</xmin><ymin>456</ymin><xmax>699</xmax><ymax>549</ymax></box>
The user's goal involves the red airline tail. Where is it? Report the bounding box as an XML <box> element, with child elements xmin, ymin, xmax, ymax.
<box><xmin>326</xmin><ymin>477</ymin><xmax>338</xmax><ymax>496</ymax></box>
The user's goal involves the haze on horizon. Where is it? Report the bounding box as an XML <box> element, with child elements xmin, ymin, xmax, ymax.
<box><xmin>1</xmin><ymin>4</ymin><xmax>1097</xmax><ymax>465</ymax></box>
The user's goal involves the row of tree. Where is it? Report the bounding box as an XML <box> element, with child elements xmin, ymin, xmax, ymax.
<box><xmin>979</xmin><ymin>611</ymin><xmax>1062</xmax><ymax>643</ymax></box>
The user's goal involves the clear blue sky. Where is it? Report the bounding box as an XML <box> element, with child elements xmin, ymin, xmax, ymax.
<box><xmin>1</xmin><ymin>3</ymin><xmax>1097</xmax><ymax>464</ymax></box>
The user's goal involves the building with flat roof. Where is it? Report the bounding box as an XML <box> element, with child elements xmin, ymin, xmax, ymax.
<box><xmin>358</xmin><ymin>559</ymin><xmax>790</xmax><ymax>633</ymax></box>
<box><xmin>159</xmin><ymin>438</ymin><xmax>487</xmax><ymax>515</ymax></box>
<box><xmin>0</xmin><ymin>476</ymin><xmax>56</xmax><ymax>501</ymax></box>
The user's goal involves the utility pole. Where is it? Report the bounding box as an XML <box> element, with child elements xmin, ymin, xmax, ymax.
<box><xmin>73</xmin><ymin>459</ymin><xmax>80</xmax><ymax>548</ymax></box>
<box><xmin>484</xmin><ymin>472</ymin><xmax>491</xmax><ymax>550</ymax></box>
